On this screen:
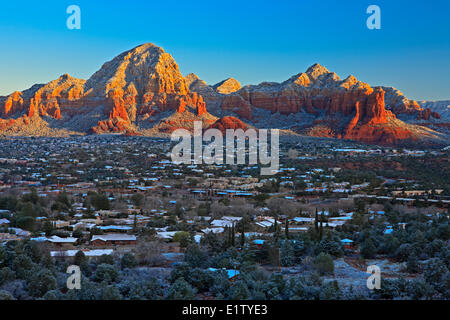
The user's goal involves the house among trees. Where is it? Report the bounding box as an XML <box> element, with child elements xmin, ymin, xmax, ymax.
<box><xmin>50</xmin><ymin>249</ymin><xmax>114</xmax><ymax>259</ymax></box>
<box><xmin>253</xmin><ymin>239</ymin><xmax>265</xmax><ymax>249</ymax></box>
<box><xmin>0</xmin><ymin>218</ymin><xmax>10</xmax><ymax>227</ymax></box>
<box><xmin>46</xmin><ymin>235</ymin><xmax>79</xmax><ymax>247</ymax></box>
<box><xmin>91</xmin><ymin>234</ymin><xmax>137</xmax><ymax>246</ymax></box>
<box><xmin>208</xmin><ymin>268</ymin><xmax>240</xmax><ymax>282</ymax></box>
<box><xmin>340</xmin><ymin>238</ymin><xmax>354</xmax><ymax>250</ymax></box>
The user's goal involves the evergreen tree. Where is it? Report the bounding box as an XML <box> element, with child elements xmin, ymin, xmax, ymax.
<box><xmin>319</xmin><ymin>212</ymin><xmax>324</xmax><ymax>241</ymax></box>
<box><xmin>133</xmin><ymin>212</ymin><xmax>137</xmax><ymax>232</ymax></box>
<box><xmin>273</xmin><ymin>218</ymin><xmax>279</xmax><ymax>241</ymax></box>
<box><xmin>74</xmin><ymin>250</ymin><xmax>87</xmax><ymax>266</ymax></box>
<box><xmin>166</xmin><ymin>278</ymin><xmax>196</xmax><ymax>300</ymax></box>
<box><xmin>240</xmin><ymin>220</ymin><xmax>246</xmax><ymax>246</ymax></box>
<box><xmin>228</xmin><ymin>280</ymin><xmax>250</xmax><ymax>299</ymax></box>
<box><xmin>361</xmin><ymin>238</ymin><xmax>377</xmax><ymax>259</ymax></box>
<box><xmin>281</xmin><ymin>241</ymin><xmax>295</xmax><ymax>266</ymax></box>
<box><xmin>28</xmin><ymin>269</ymin><xmax>57</xmax><ymax>298</ymax></box>
<box><xmin>407</xmin><ymin>253</ymin><xmax>419</xmax><ymax>274</ymax></box>
<box><xmin>285</xmin><ymin>218</ymin><xmax>289</xmax><ymax>239</ymax></box>
<box><xmin>314</xmin><ymin>208</ymin><xmax>319</xmax><ymax>233</ymax></box>
<box><xmin>314</xmin><ymin>252</ymin><xmax>334</xmax><ymax>275</ymax></box>
<box><xmin>231</xmin><ymin>223</ymin><xmax>235</xmax><ymax>247</ymax></box>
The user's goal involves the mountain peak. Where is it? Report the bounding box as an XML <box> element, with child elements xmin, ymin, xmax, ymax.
<box><xmin>84</xmin><ymin>42</ymin><xmax>188</xmax><ymax>97</ymax></box>
<box><xmin>284</xmin><ymin>72</ymin><xmax>311</xmax><ymax>86</ymax></box>
<box><xmin>128</xmin><ymin>43</ymin><xmax>165</xmax><ymax>54</ymax></box>
<box><xmin>185</xmin><ymin>73</ymin><xmax>201</xmax><ymax>85</ymax></box>
<box><xmin>0</xmin><ymin>44</ymin><xmax>444</xmax><ymax>145</ymax></box>
<box><xmin>212</xmin><ymin>78</ymin><xmax>241</xmax><ymax>94</ymax></box>
<box><xmin>59</xmin><ymin>73</ymin><xmax>72</xmax><ymax>80</ymax></box>
<box><xmin>341</xmin><ymin>75</ymin><xmax>358</xmax><ymax>89</ymax></box>
<box><xmin>306</xmin><ymin>63</ymin><xmax>330</xmax><ymax>79</ymax></box>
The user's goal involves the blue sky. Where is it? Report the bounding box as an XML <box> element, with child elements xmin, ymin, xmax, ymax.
<box><xmin>0</xmin><ymin>0</ymin><xmax>449</xmax><ymax>100</ymax></box>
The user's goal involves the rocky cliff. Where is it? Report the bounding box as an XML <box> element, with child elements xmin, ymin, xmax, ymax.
<box><xmin>212</xmin><ymin>78</ymin><xmax>241</xmax><ymax>94</ymax></box>
<box><xmin>0</xmin><ymin>74</ymin><xmax>85</xmax><ymax>122</ymax></box>
<box><xmin>0</xmin><ymin>44</ymin><xmax>207</xmax><ymax>135</ymax></box>
<box><xmin>381</xmin><ymin>87</ymin><xmax>440</xmax><ymax>120</ymax></box>
<box><xmin>207</xmin><ymin>116</ymin><xmax>250</xmax><ymax>134</ymax></box>
<box><xmin>189</xmin><ymin>64</ymin><xmax>445</xmax><ymax>145</ymax></box>
<box><xmin>0</xmin><ymin>45</ymin><xmax>447</xmax><ymax>145</ymax></box>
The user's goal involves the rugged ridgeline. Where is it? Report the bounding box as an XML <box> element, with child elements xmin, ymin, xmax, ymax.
<box><xmin>0</xmin><ymin>43</ymin><xmax>448</xmax><ymax>145</ymax></box>
<box><xmin>188</xmin><ymin>64</ymin><xmax>447</xmax><ymax>145</ymax></box>
<box><xmin>419</xmin><ymin>101</ymin><xmax>450</xmax><ymax>121</ymax></box>
<box><xmin>416</xmin><ymin>100</ymin><xmax>450</xmax><ymax>135</ymax></box>
<box><xmin>0</xmin><ymin>44</ymin><xmax>209</xmax><ymax>136</ymax></box>
<box><xmin>381</xmin><ymin>87</ymin><xmax>441</xmax><ymax>120</ymax></box>
<box><xmin>0</xmin><ymin>74</ymin><xmax>86</xmax><ymax>131</ymax></box>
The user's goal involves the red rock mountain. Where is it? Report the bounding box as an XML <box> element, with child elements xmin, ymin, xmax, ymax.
<box><xmin>190</xmin><ymin>64</ymin><xmax>445</xmax><ymax>145</ymax></box>
<box><xmin>0</xmin><ymin>44</ymin><xmax>446</xmax><ymax>145</ymax></box>
<box><xmin>212</xmin><ymin>78</ymin><xmax>241</xmax><ymax>94</ymax></box>
<box><xmin>381</xmin><ymin>86</ymin><xmax>440</xmax><ymax>120</ymax></box>
<box><xmin>207</xmin><ymin>116</ymin><xmax>250</xmax><ymax>134</ymax></box>
<box><xmin>0</xmin><ymin>74</ymin><xmax>85</xmax><ymax>130</ymax></box>
<box><xmin>218</xmin><ymin>64</ymin><xmax>436</xmax><ymax>121</ymax></box>
<box><xmin>0</xmin><ymin>43</ymin><xmax>207</xmax><ymax>135</ymax></box>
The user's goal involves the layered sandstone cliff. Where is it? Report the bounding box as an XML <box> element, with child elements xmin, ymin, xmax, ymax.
<box><xmin>210</xmin><ymin>64</ymin><xmax>443</xmax><ymax>145</ymax></box>
<box><xmin>0</xmin><ymin>43</ymin><xmax>208</xmax><ymax>135</ymax></box>
<box><xmin>0</xmin><ymin>74</ymin><xmax>85</xmax><ymax>120</ymax></box>
<box><xmin>0</xmin><ymin>74</ymin><xmax>86</xmax><ymax>132</ymax></box>
<box><xmin>0</xmin><ymin>45</ymin><xmax>446</xmax><ymax>145</ymax></box>
<box><xmin>220</xmin><ymin>64</ymin><xmax>383</xmax><ymax>119</ymax></box>
<box><xmin>84</xmin><ymin>43</ymin><xmax>206</xmax><ymax>133</ymax></box>
<box><xmin>380</xmin><ymin>86</ymin><xmax>440</xmax><ymax>120</ymax></box>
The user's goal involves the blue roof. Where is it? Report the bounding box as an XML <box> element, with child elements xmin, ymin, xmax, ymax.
<box><xmin>340</xmin><ymin>238</ymin><xmax>354</xmax><ymax>243</ymax></box>
<box><xmin>98</xmin><ymin>226</ymin><xmax>132</xmax><ymax>231</ymax></box>
<box><xmin>253</xmin><ymin>239</ymin><xmax>265</xmax><ymax>245</ymax></box>
<box><xmin>30</xmin><ymin>237</ymin><xmax>47</xmax><ymax>242</ymax></box>
<box><xmin>208</xmin><ymin>268</ymin><xmax>240</xmax><ymax>279</ymax></box>
<box><xmin>227</xmin><ymin>270</ymin><xmax>240</xmax><ymax>279</ymax></box>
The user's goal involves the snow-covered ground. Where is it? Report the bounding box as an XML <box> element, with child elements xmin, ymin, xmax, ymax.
<box><xmin>419</xmin><ymin>100</ymin><xmax>450</xmax><ymax>122</ymax></box>
<box><xmin>323</xmin><ymin>258</ymin><xmax>369</xmax><ymax>289</ymax></box>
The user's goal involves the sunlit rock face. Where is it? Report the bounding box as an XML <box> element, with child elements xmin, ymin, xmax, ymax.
<box><xmin>84</xmin><ymin>43</ymin><xmax>206</xmax><ymax>132</ymax></box>
<box><xmin>0</xmin><ymin>74</ymin><xmax>85</xmax><ymax>124</ymax></box>
<box><xmin>207</xmin><ymin>116</ymin><xmax>250</xmax><ymax>134</ymax></box>
<box><xmin>212</xmin><ymin>78</ymin><xmax>241</xmax><ymax>95</ymax></box>
<box><xmin>0</xmin><ymin>43</ymin><xmax>208</xmax><ymax>134</ymax></box>
<box><xmin>213</xmin><ymin>64</ymin><xmax>442</xmax><ymax>145</ymax></box>
<box><xmin>0</xmin><ymin>46</ymin><xmax>444</xmax><ymax>145</ymax></box>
